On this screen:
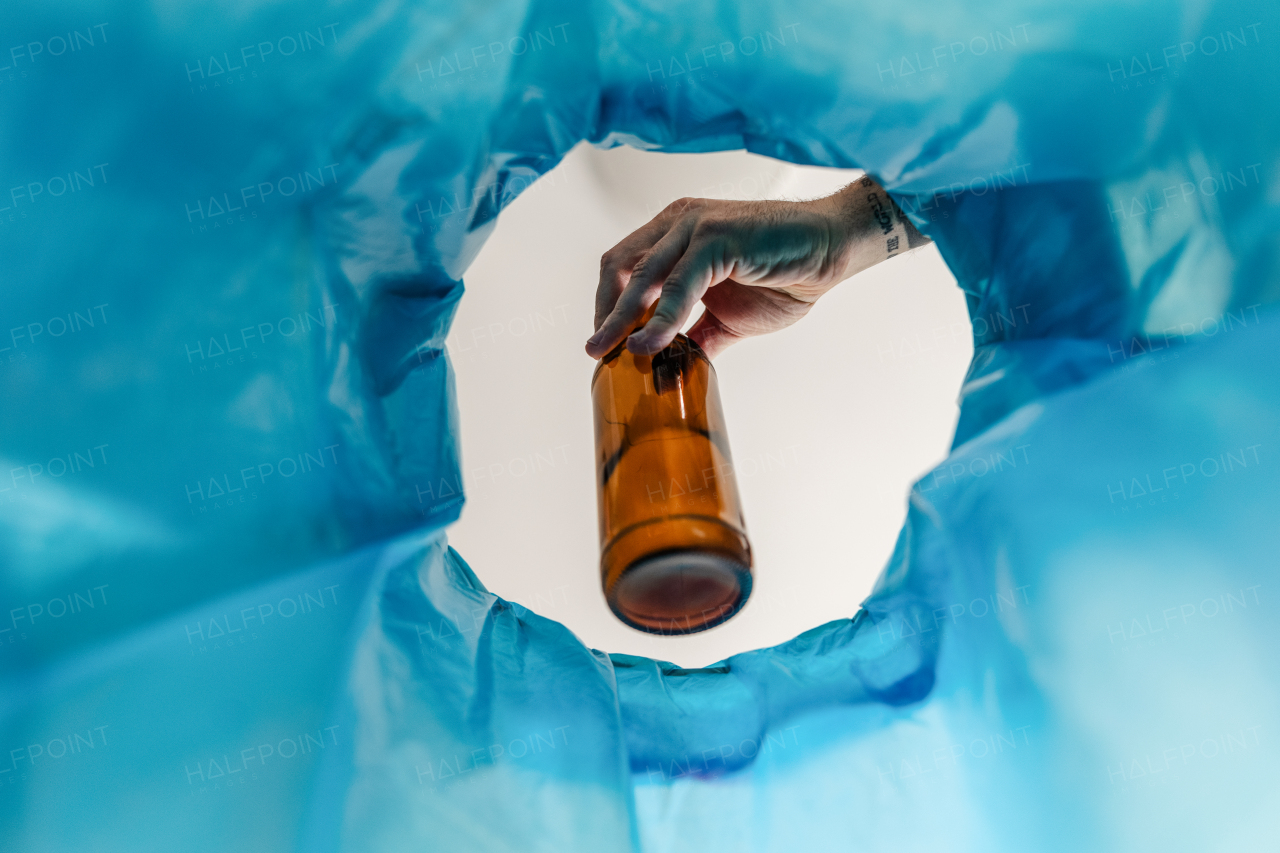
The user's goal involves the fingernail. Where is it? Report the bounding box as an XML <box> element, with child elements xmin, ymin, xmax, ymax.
<box><xmin>586</xmin><ymin>333</ymin><xmax>601</xmax><ymax>347</ymax></box>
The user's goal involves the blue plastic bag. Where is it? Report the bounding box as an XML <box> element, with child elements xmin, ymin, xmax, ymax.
<box><xmin>2</xmin><ymin>0</ymin><xmax>1278</xmax><ymax>849</ymax></box>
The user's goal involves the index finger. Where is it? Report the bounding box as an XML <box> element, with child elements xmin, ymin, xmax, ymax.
<box><xmin>593</xmin><ymin>214</ymin><xmax>673</xmax><ymax>332</ymax></box>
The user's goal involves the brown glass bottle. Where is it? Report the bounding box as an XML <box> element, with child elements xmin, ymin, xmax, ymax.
<box><xmin>591</xmin><ymin>315</ymin><xmax>753</xmax><ymax>635</ymax></box>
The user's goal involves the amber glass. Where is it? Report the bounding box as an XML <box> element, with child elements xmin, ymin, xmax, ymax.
<box><xmin>591</xmin><ymin>323</ymin><xmax>752</xmax><ymax>635</ymax></box>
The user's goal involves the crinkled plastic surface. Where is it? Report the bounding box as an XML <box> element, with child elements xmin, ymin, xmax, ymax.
<box><xmin>2</xmin><ymin>0</ymin><xmax>1279</xmax><ymax>850</ymax></box>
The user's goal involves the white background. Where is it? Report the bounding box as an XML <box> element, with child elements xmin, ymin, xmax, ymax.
<box><xmin>447</xmin><ymin>143</ymin><xmax>971</xmax><ymax>667</ymax></box>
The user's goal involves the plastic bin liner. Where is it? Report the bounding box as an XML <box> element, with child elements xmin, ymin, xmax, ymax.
<box><xmin>2</xmin><ymin>0</ymin><xmax>1278</xmax><ymax>849</ymax></box>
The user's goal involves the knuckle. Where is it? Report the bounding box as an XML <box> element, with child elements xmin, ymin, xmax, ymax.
<box><xmin>693</xmin><ymin>216</ymin><xmax>730</xmax><ymax>238</ymax></box>
<box><xmin>631</xmin><ymin>254</ymin><xmax>654</xmax><ymax>280</ymax></box>
<box><xmin>664</xmin><ymin>196</ymin><xmax>700</xmax><ymax>216</ymax></box>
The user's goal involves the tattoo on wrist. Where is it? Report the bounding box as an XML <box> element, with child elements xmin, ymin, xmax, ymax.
<box><xmin>858</xmin><ymin>175</ymin><xmax>932</xmax><ymax>258</ymax></box>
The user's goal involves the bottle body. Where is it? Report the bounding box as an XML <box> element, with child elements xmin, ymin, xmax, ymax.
<box><xmin>591</xmin><ymin>334</ymin><xmax>752</xmax><ymax>635</ymax></box>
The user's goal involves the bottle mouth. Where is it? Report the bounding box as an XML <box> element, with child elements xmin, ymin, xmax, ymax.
<box><xmin>590</xmin><ymin>334</ymin><xmax>712</xmax><ymax>387</ymax></box>
<box><xmin>607</xmin><ymin>549</ymin><xmax>752</xmax><ymax>635</ymax></box>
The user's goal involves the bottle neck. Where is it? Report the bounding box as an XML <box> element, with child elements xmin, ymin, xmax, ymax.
<box><xmin>591</xmin><ymin>302</ymin><xmax>707</xmax><ymax>384</ymax></box>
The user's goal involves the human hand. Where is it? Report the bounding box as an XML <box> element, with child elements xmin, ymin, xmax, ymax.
<box><xmin>585</xmin><ymin>176</ymin><xmax>930</xmax><ymax>360</ymax></box>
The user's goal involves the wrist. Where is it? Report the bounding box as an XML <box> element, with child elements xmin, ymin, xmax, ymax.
<box><xmin>825</xmin><ymin>176</ymin><xmax>931</xmax><ymax>283</ymax></box>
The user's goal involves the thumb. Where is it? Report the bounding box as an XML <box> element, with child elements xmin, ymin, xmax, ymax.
<box><xmin>686</xmin><ymin>309</ymin><xmax>743</xmax><ymax>360</ymax></box>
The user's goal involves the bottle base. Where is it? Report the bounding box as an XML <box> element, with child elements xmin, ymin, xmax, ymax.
<box><xmin>607</xmin><ymin>549</ymin><xmax>752</xmax><ymax>635</ymax></box>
